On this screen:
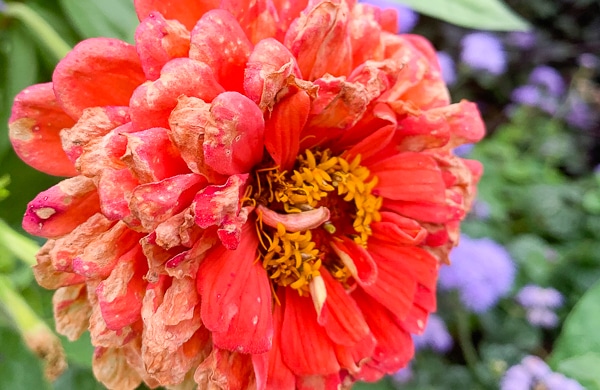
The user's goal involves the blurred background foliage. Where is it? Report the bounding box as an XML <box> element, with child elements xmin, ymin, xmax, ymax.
<box><xmin>1</xmin><ymin>0</ymin><xmax>599</xmax><ymax>389</ymax></box>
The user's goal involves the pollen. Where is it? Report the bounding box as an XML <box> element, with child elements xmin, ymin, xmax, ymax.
<box><xmin>250</xmin><ymin>149</ymin><xmax>382</xmax><ymax>294</ymax></box>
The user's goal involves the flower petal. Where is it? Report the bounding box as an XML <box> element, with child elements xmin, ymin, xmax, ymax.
<box><xmin>135</xmin><ymin>12</ymin><xmax>191</xmax><ymax>80</ymax></box>
<box><xmin>122</xmin><ymin>127</ymin><xmax>189</xmax><ymax>183</ymax></box>
<box><xmin>23</xmin><ymin>176</ymin><xmax>100</xmax><ymax>239</ymax></box>
<box><xmin>281</xmin><ymin>288</ymin><xmax>340</xmax><ymax>375</ymax></box>
<box><xmin>194</xmin><ymin>348</ymin><xmax>256</xmax><ymax>389</ymax></box>
<box><xmin>369</xmin><ymin>152</ymin><xmax>446</xmax><ymax>202</ymax></box>
<box><xmin>8</xmin><ymin>83</ymin><xmax>77</xmax><ymax>176</ymax></box>
<box><xmin>221</xmin><ymin>0</ymin><xmax>279</xmax><ymax>44</ymax></box>
<box><xmin>33</xmin><ymin>241</ymin><xmax>85</xmax><ymax>289</ymax></box>
<box><xmin>264</xmin><ymin>299</ymin><xmax>296</xmax><ymax>389</ymax></box>
<box><xmin>92</xmin><ymin>347</ymin><xmax>142</xmax><ymax>390</ymax></box>
<box><xmin>129</xmin><ymin>57</ymin><xmax>224</xmax><ymax>131</ymax></box>
<box><xmin>318</xmin><ymin>269</ymin><xmax>370</xmax><ymax>346</ymax></box>
<box><xmin>190</xmin><ymin>9</ymin><xmax>252</xmax><ymax>92</ymax></box>
<box><xmin>96</xmin><ymin>246</ymin><xmax>148</xmax><ymax>330</ymax></box>
<box><xmin>370</xmin><ymin>211</ymin><xmax>427</xmax><ymax>246</ymax></box>
<box><xmin>284</xmin><ymin>0</ymin><xmax>352</xmax><ymax>80</ymax></box>
<box><xmin>53</xmin><ymin>38</ymin><xmax>145</xmax><ymax>119</ymax></box>
<box><xmin>97</xmin><ymin>168</ymin><xmax>140</xmax><ymax>223</ymax></box>
<box><xmin>203</xmin><ymin>92</ymin><xmax>265</xmax><ymax>175</ymax></box>
<box><xmin>129</xmin><ymin>173</ymin><xmax>207</xmax><ymax>231</ymax></box>
<box><xmin>264</xmin><ymin>90</ymin><xmax>310</xmax><ymax>170</ymax></box>
<box><xmin>330</xmin><ymin>236</ymin><xmax>377</xmax><ymax>286</ymax></box>
<box><xmin>134</xmin><ymin>0</ymin><xmax>219</xmax><ymax>30</ymax></box>
<box><xmin>53</xmin><ymin>284</ymin><xmax>91</xmax><ymax>341</ymax></box>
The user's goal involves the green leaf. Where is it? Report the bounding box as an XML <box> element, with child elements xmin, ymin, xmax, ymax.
<box><xmin>53</xmin><ymin>365</ymin><xmax>105</xmax><ymax>390</ymax></box>
<box><xmin>556</xmin><ymin>352</ymin><xmax>600</xmax><ymax>390</ymax></box>
<box><xmin>550</xmin><ymin>278</ymin><xmax>600</xmax><ymax>365</ymax></box>
<box><xmin>0</xmin><ymin>326</ymin><xmax>50</xmax><ymax>390</ymax></box>
<box><xmin>59</xmin><ymin>0</ymin><xmax>138</xmax><ymax>42</ymax></box>
<box><xmin>391</xmin><ymin>0</ymin><xmax>529</xmax><ymax>31</ymax></box>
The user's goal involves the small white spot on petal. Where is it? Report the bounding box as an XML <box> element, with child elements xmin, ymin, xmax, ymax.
<box><xmin>417</xmin><ymin>319</ymin><xmax>424</xmax><ymax>329</ymax></box>
<box><xmin>252</xmin><ymin>315</ymin><xmax>258</xmax><ymax>325</ymax></box>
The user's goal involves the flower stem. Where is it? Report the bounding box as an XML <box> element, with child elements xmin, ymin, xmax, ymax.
<box><xmin>0</xmin><ymin>219</ymin><xmax>39</xmax><ymax>267</ymax></box>
<box><xmin>3</xmin><ymin>2</ymin><xmax>71</xmax><ymax>62</ymax></box>
<box><xmin>0</xmin><ymin>274</ymin><xmax>67</xmax><ymax>380</ymax></box>
<box><xmin>454</xmin><ymin>301</ymin><xmax>482</xmax><ymax>382</ymax></box>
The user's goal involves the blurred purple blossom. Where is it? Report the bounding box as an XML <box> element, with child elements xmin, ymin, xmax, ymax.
<box><xmin>470</xmin><ymin>199</ymin><xmax>491</xmax><ymax>220</ymax></box>
<box><xmin>511</xmin><ymin>85</ymin><xmax>541</xmax><ymax>106</ymax></box>
<box><xmin>460</xmin><ymin>32</ymin><xmax>507</xmax><ymax>75</ymax></box>
<box><xmin>578</xmin><ymin>53</ymin><xmax>599</xmax><ymax>69</ymax></box>
<box><xmin>392</xmin><ymin>365</ymin><xmax>413</xmax><ymax>384</ymax></box>
<box><xmin>501</xmin><ymin>356</ymin><xmax>584</xmax><ymax>390</ymax></box>
<box><xmin>436</xmin><ymin>51</ymin><xmax>457</xmax><ymax>86</ymax></box>
<box><xmin>453</xmin><ymin>143</ymin><xmax>474</xmax><ymax>157</ymax></box>
<box><xmin>413</xmin><ymin>314</ymin><xmax>453</xmax><ymax>353</ymax></box>
<box><xmin>529</xmin><ymin>66</ymin><xmax>566</xmax><ymax>96</ymax></box>
<box><xmin>439</xmin><ymin>235</ymin><xmax>515</xmax><ymax>313</ymax></box>
<box><xmin>506</xmin><ymin>31</ymin><xmax>537</xmax><ymax>50</ymax></box>
<box><xmin>517</xmin><ymin>285</ymin><xmax>563</xmax><ymax>328</ymax></box>
<box><xmin>359</xmin><ymin>0</ymin><xmax>418</xmax><ymax>33</ymax></box>
<box><xmin>565</xmin><ymin>95</ymin><xmax>595</xmax><ymax>130</ymax></box>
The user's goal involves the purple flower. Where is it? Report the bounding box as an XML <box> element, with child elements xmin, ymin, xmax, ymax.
<box><xmin>453</xmin><ymin>143</ymin><xmax>474</xmax><ymax>157</ymax></box>
<box><xmin>565</xmin><ymin>95</ymin><xmax>595</xmax><ymax>130</ymax></box>
<box><xmin>439</xmin><ymin>235</ymin><xmax>515</xmax><ymax>313</ymax></box>
<box><xmin>511</xmin><ymin>85</ymin><xmax>541</xmax><ymax>106</ymax></box>
<box><xmin>501</xmin><ymin>356</ymin><xmax>585</xmax><ymax>390</ymax></box>
<box><xmin>460</xmin><ymin>32</ymin><xmax>507</xmax><ymax>75</ymax></box>
<box><xmin>506</xmin><ymin>31</ymin><xmax>537</xmax><ymax>50</ymax></box>
<box><xmin>393</xmin><ymin>366</ymin><xmax>413</xmax><ymax>384</ymax></box>
<box><xmin>413</xmin><ymin>314</ymin><xmax>453</xmax><ymax>353</ymax></box>
<box><xmin>359</xmin><ymin>0</ymin><xmax>418</xmax><ymax>33</ymax></box>
<box><xmin>529</xmin><ymin>66</ymin><xmax>565</xmax><ymax>96</ymax></box>
<box><xmin>516</xmin><ymin>285</ymin><xmax>563</xmax><ymax>328</ymax></box>
<box><xmin>436</xmin><ymin>51</ymin><xmax>457</xmax><ymax>85</ymax></box>
<box><xmin>578</xmin><ymin>53</ymin><xmax>599</xmax><ymax>69</ymax></box>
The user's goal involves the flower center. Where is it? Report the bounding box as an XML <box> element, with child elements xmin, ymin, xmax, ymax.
<box><xmin>245</xmin><ymin>149</ymin><xmax>382</xmax><ymax>295</ymax></box>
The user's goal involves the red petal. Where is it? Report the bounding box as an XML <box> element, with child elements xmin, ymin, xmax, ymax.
<box><xmin>134</xmin><ymin>12</ymin><xmax>191</xmax><ymax>80</ymax></box>
<box><xmin>97</xmin><ymin>168</ymin><xmax>140</xmax><ymax>223</ymax></box>
<box><xmin>189</xmin><ymin>9</ymin><xmax>252</xmax><ymax>93</ymax></box>
<box><xmin>9</xmin><ymin>83</ymin><xmax>77</xmax><ymax>176</ymax></box>
<box><xmin>129</xmin><ymin>57</ymin><xmax>224</xmax><ymax>131</ymax></box>
<box><xmin>122</xmin><ymin>127</ymin><xmax>189</xmax><ymax>183</ymax></box>
<box><xmin>369</xmin><ymin>152</ymin><xmax>446</xmax><ymax>202</ymax></box>
<box><xmin>203</xmin><ymin>92</ymin><xmax>265</xmax><ymax>175</ymax></box>
<box><xmin>53</xmin><ymin>38</ymin><xmax>145</xmax><ymax>119</ymax></box>
<box><xmin>383</xmin><ymin>198</ymin><xmax>463</xmax><ymax>224</ymax></box>
<box><xmin>284</xmin><ymin>1</ymin><xmax>352</xmax><ymax>80</ymax></box>
<box><xmin>281</xmin><ymin>288</ymin><xmax>340</xmax><ymax>375</ymax></box>
<box><xmin>194</xmin><ymin>348</ymin><xmax>255</xmax><ymax>389</ymax></box>
<box><xmin>52</xmin><ymin>284</ymin><xmax>91</xmax><ymax>341</ymax></box>
<box><xmin>264</xmin><ymin>90</ymin><xmax>309</xmax><ymax>170</ymax></box>
<box><xmin>33</xmin><ymin>241</ymin><xmax>85</xmax><ymax>289</ymax></box>
<box><xmin>23</xmin><ymin>176</ymin><xmax>100</xmax><ymax>239</ymax></box>
<box><xmin>370</xmin><ymin>211</ymin><xmax>427</xmax><ymax>246</ymax></box>
<box><xmin>297</xmin><ymin>374</ymin><xmax>341</xmax><ymax>390</ymax></box>
<box><xmin>318</xmin><ymin>269</ymin><xmax>370</xmax><ymax>346</ymax></box>
<box><xmin>198</xmin><ymin>229</ymin><xmax>273</xmax><ymax>353</ymax></box>
<box><xmin>129</xmin><ymin>173</ymin><xmax>207</xmax><ymax>231</ymax></box>
<box><xmin>272</xmin><ymin>0</ymin><xmax>309</xmax><ymax>40</ymax></box>
<box><xmin>96</xmin><ymin>245</ymin><xmax>148</xmax><ymax>330</ymax></box>
<box><xmin>342</xmin><ymin>124</ymin><xmax>395</xmax><ymax>163</ymax></box>
<box><xmin>77</xmin><ymin>123</ymin><xmax>132</xmax><ymax>179</ymax></box>
<box><xmin>244</xmin><ymin>37</ymin><xmax>302</xmax><ymax>110</ymax></box>
<box><xmin>134</xmin><ymin>0</ymin><xmax>219</xmax><ymax>31</ymax></box>
<box><xmin>395</xmin><ymin>109</ymin><xmax>451</xmax><ymax>152</ymax></box>
<box><xmin>221</xmin><ymin>0</ymin><xmax>279</xmax><ymax>44</ymax></box>
<box><xmin>264</xmin><ymin>299</ymin><xmax>296</xmax><ymax>389</ymax></box>
<box><xmin>330</xmin><ymin>236</ymin><xmax>377</xmax><ymax>286</ymax></box>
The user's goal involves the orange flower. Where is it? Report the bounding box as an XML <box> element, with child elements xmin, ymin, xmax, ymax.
<box><xmin>9</xmin><ymin>0</ymin><xmax>484</xmax><ymax>388</ymax></box>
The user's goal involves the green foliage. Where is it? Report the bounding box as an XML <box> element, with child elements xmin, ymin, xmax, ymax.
<box><xmin>393</xmin><ymin>0</ymin><xmax>529</xmax><ymax>31</ymax></box>
<box><xmin>0</xmin><ymin>326</ymin><xmax>50</xmax><ymax>390</ymax></box>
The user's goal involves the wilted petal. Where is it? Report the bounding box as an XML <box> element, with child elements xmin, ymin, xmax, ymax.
<box><xmin>53</xmin><ymin>38</ymin><xmax>145</xmax><ymax>119</ymax></box>
<box><xmin>194</xmin><ymin>348</ymin><xmax>256</xmax><ymax>389</ymax></box>
<box><xmin>97</xmin><ymin>168</ymin><xmax>140</xmax><ymax>223</ymax></box>
<box><xmin>9</xmin><ymin>83</ymin><xmax>77</xmax><ymax>176</ymax></box>
<box><xmin>53</xmin><ymin>283</ymin><xmax>91</xmax><ymax>341</ymax></box>
<box><xmin>135</xmin><ymin>12</ymin><xmax>191</xmax><ymax>80</ymax></box>
<box><xmin>129</xmin><ymin>57</ymin><xmax>224</xmax><ymax>131</ymax></box>
<box><xmin>93</xmin><ymin>347</ymin><xmax>142</xmax><ymax>390</ymax></box>
<box><xmin>33</xmin><ymin>240</ymin><xmax>85</xmax><ymax>289</ymax></box>
<box><xmin>23</xmin><ymin>176</ymin><xmax>100</xmax><ymax>239</ymax></box>
<box><xmin>190</xmin><ymin>9</ymin><xmax>252</xmax><ymax>93</ymax></box>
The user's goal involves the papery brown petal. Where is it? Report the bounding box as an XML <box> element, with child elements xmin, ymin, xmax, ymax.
<box><xmin>194</xmin><ymin>348</ymin><xmax>256</xmax><ymax>390</ymax></box>
<box><xmin>129</xmin><ymin>57</ymin><xmax>224</xmax><ymax>131</ymax></box>
<box><xmin>281</xmin><ymin>289</ymin><xmax>340</xmax><ymax>375</ymax></box>
<box><xmin>93</xmin><ymin>347</ymin><xmax>142</xmax><ymax>390</ymax></box>
<box><xmin>72</xmin><ymin>222</ymin><xmax>144</xmax><ymax>279</ymax></box>
<box><xmin>53</xmin><ymin>38</ymin><xmax>145</xmax><ymax>119</ymax></box>
<box><xmin>77</xmin><ymin>122</ymin><xmax>132</xmax><ymax>179</ymax></box>
<box><xmin>9</xmin><ymin>83</ymin><xmax>77</xmax><ymax>176</ymax></box>
<box><xmin>53</xmin><ymin>283</ymin><xmax>91</xmax><ymax>341</ymax></box>
<box><xmin>134</xmin><ymin>0</ymin><xmax>219</xmax><ymax>31</ymax></box>
<box><xmin>190</xmin><ymin>9</ymin><xmax>252</xmax><ymax>92</ymax></box>
<box><xmin>33</xmin><ymin>240</ymin><xmax>85</xmax><ymax>289</ymax></box>
<box><xmin>23</xmin><ymin>176</ymin><xmax>100</xmax><ymax>239</ymax></box>
<box><xmin>135</xmin><ymin>11</ymin><xmax>191</xmax><ymax>80</ymax></box>
<box><xmin>61</xmin><ymin>106</ymin><xmax>130</xmax><ymax>165</ymax></box>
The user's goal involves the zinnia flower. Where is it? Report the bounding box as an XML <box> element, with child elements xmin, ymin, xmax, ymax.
<box><xmin>9</xmin><ymin>0</ymin><xmax>484</xmax><ymax>388</ymax></box>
